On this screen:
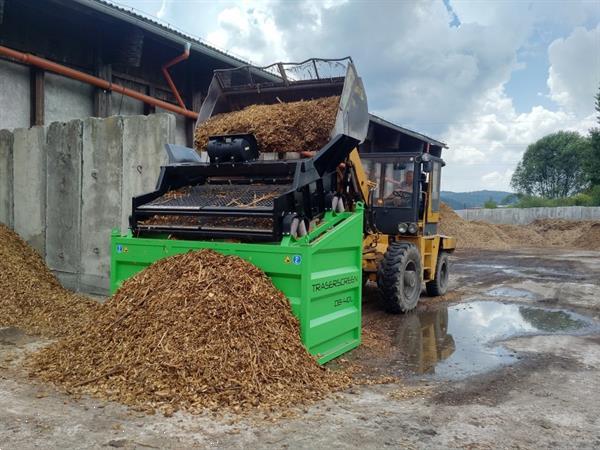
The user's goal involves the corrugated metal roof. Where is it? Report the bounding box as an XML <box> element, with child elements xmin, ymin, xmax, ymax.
<box><xmin>71</xmin><ymin>0</ymin><xmax>256</xmax><ymax>68</ymax></box>
<box><xmin>369</xmin><ymin>114</ymin><xmax>448</xmax><ymax>148</ymax></box>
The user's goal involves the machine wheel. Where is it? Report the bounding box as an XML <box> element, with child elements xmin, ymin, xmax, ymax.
<box><xmin>377</xmin><ymin>242</ymin><xmax>422</xmax><ymax>314</ymax></box>
<box><xmin>426</xmin><ymin>252</ymin><xmax>450</xmax><ymax>297</ymax></box>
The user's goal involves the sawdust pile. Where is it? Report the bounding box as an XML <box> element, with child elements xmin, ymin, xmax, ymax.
<box><xmin>440</xmin><ymin>203</ymin><xmax>600</xmax><ymax>250</ymax></box>
<box><xmin>194</xmin><ymin>96</ymin><xmax>339</xmax><ymax>153</ymax></box>
<box><xmin>0</xmin><ymin>224</ymin><xmax>99</xmax><ymax>337</ymax></box>
<box><xmin>29</xmin><ymin>250</ymin><xmax>349</xmax><ymax>414</ymax></box>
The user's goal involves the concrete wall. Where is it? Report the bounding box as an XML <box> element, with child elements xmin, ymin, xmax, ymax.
<box><xmin>111</xmin><ymin>93</ymin><xmax>145</xmax><ymax>117</ymax></box>
<box><xmin>0</xmin><ymin>59</ymin><xmax>30</xmax><ymax>130</ymax></box>
<box><xmin>0</xmin><ymin>113</ymin><xmax>175</xmax><ymax>294</ymax></box>
<box><xmin>45</xmin><ymin>120</ymin><xmax>83</xmax><ymax>289</ymax></box>
<box><xmin>0</xmin><ymin>130</ymin><xmax>14</xmax><ymax>227</ymax></box>
<box><xmin>456</xmin><ymin>207</ymin><xmax>600</xmax><ymax>225</ymax></box>
<box><xmin>0</xmin><ymin>60</ymin><xmax>189</xmax><ymax>146</ymax></box>
<box><xmin>12</xmin><ymin>126</ymin><xmax>47</xmax><ymax>255</ymax></box>
<box><xmin>157</xmin><ymin>107</ymin><xmax>188</xmax><ymax>146</ymax></box>
<box><xmin>80</xmin><ymin>116</ymin><xmax>124</xmax><ymax>293</ymax></box>
<box><xmin>45</xmin><ymin>73</ymin><xmax>95</xmax><ymax>124</ymax></box>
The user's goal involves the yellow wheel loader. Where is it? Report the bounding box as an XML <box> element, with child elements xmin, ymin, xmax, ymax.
<box><xmin>343</xmin><ymin>114</ymin><xmax>456</xmax><ymax>313</ymax></box>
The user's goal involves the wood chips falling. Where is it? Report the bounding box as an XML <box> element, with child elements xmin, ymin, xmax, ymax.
<box><xmin>0</xmin><ymin>224</ymin><xmax>100</xmax><ymax>337</ymax></box>
<box><xmin>194</xmin><ymin>96</ymin><xmax>340</xmax><ymax>153</ymax></box>
<box><xmin>28</xmin><ymin>250</ymin><xmax>350</xmax><ymax>414</ymax></box>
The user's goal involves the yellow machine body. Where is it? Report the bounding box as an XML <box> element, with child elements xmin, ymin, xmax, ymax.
<box><xmin>344</xmin><ymin>144</ymin><xmax>456</xmax><ymax>296</ymax></box>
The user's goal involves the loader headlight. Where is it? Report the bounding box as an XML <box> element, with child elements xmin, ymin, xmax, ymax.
<box><xmin>408</xmin><ymin>223</ymin><xmax>418</xmax><ymax>234</ymax></box>
<box><xmin>398</xmin><ymin>223</ymin><xmax>408</xmax><ymax>234</ymax></box>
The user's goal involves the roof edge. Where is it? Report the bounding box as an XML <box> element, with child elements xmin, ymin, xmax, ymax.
<box><xmin>369</xmin><ymin>114</ymin><xmax>447</xmax><ymax>148</ymax></box>
<box><xmin>72</xmin><ymin>0</ymin><xmax>261</xmax><ymax>71</ymax></box>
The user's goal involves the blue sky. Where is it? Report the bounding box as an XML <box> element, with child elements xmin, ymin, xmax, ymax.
<box><xmin>113</xmin><ymin>0</ymin><xmax>600</xmax><ymax>192</ymax></box>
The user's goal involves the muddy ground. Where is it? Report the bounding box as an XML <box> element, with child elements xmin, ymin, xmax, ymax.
<box><xmin>1</xmin><ymin>248</ymin><xmax>599</xmax><ymax>449</ymax></box>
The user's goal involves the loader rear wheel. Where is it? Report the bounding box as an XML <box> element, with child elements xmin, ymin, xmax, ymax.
<box><xmin>426</xmin><ymin>252</ymin><xmax>450</xmax><ymax>297</ymax></box>
<box><xmin>377</xmin><ymin>243</ymin><xmax>422</xmax><ymax>314</ymax></box>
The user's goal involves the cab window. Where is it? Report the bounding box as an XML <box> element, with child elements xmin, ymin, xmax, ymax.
<box><xmin>361</xmin><ymin>156</ymin><xmax>415</xmax><ymax>207</ymax></box>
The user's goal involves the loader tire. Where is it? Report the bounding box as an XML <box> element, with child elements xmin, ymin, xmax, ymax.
<box><xmin>377</xmin><ymin>242</ymin><xmax>422</xmax><ymax>314</ymax></box>
<box><xmin>426</xmin><ymin>252</ymin><xmax>450</xmax><ymax>297</ymax></box>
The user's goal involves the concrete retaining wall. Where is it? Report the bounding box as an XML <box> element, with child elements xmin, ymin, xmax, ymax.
<box><xmin>0</xmin><ymin>114</ymin><xmax>174</xmax><ymax>294</ymax></box>
<box><xmin>455</xmin><ymin>207</ymin><xmax>600</xmax><ymax>225</ymax></box>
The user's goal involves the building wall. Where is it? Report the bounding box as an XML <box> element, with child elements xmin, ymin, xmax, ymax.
<box><xmin>157</xmin><ymin>107</ymin><xmax>188</xmax><ymax>146</ymax></box>
<box><xmin>0</xmin><ymin>59</ymin><xmax>191</xmax><ymax>145</ymax></box>
<box><xmin>0</xmin><ymin>59</ymin><xmax>30</xmax><ymax>129</ymax></box>
<box><xmin>45</xmin><ymin>73</ymin><xmax>95</xmax><ymax>123</ymax></box>
<box><xmin>455</xmin><ymin>207</ymin><xmax>600</xmax><ymax>225</ymax></box>
<box><xmin>0</xmin><ymin>113</ymin><xmax>175</xmax><ymax>295</ymax></box>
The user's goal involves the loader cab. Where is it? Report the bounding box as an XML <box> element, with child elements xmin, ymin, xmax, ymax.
<box><xmin>358</xmin><ymin>115</ymin><xmax>446</xmax><ymax>236</ymax></box>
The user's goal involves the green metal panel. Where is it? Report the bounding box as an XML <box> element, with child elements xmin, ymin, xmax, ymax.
<box><xmin>110</xmin><ymin>207</ymin><xmax>364</xmax><ymax>364</ymax></box>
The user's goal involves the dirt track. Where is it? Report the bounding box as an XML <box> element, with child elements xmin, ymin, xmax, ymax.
<box><xmin>1</xmin><ymin>247</ymin><xmax>600</xmax><ymax>449</ymax></box>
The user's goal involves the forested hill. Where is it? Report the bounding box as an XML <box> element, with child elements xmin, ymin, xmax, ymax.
<box><xmin>441</xmin><ymin>190</ymin><xmax>514</xmax><ymax>209</ymax></box>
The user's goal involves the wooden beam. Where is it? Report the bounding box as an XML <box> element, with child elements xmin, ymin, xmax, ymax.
<box><xmin>186</xmin><ymin>89</ymin><xmax>203</xmax><ymax>147</ymax></box>
<box><xmin>93</xmin><ymin>62</ymin><xmax>112</xmax><ymax>118</ymax></box>
<box><xmin>144</xmin><ymin>86</ymin><xmax>156</xmax><ymax>115</ymax></box>
<box><xmin>112</xmin><ymin>70</ymin><xmax>172</xmax><ymax>97</ymax></box>
<box><xmin>29</xmin><ymin>67</ymin><xmax>44</xmax><ymax>127</ymax></box>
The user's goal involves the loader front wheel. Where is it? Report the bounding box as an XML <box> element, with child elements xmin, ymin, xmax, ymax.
<box><xmin>426</xmin><ymin>252</ymin><xmax>450</xmax><ymax>297</ymax></box>
<box><xmin>377</xmin><ymin>243</ymin><xmax>422</xmax><ymax>314</ymax></box>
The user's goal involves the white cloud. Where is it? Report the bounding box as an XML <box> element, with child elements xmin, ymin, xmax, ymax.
<box><xmin>205</xmin><ymin>4</ymin><xmax>286</xmax><ymax>65</ymax></box>
<box><xmin>156</xmin><ymin>0</ymin><xmax>168</xmax><ymax>19</ymax></box>
<box><xmin>481</xmin><ymin>169</ymin><xmax>514</xmax><ymax>190</ymax></box>
<box><xmin>442</xmin><ymin>84</ymin><xmax>596</xmax><ymax>191</ymax></box>
<box><xmin>112</xmin><ymin>0</ymin><xmax>600</xmax><ymax>192</ymax></box>
<box><xmin>547</xmin><ymin>25</ymin><xmax>600</xmax><ymax>115</ymax></box>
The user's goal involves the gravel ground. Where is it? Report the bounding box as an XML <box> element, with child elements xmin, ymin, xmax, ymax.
<box><xmin>1</xmin><ymin>247</ymin><xmax>599</xmax><ymax>449</ymax></box>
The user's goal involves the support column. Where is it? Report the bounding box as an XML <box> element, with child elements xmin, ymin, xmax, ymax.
<box><xmin>144</xmin><ymin>86</ymin><xmax>156</xmax><ymax>115</ymax></box>
<box><xmin>29</xmin><ymin>67</ymin><xmax>44</xmax><ymax>127</ymax></box>
<box><xmin>185</xmin><ymin>89</ymin><xmax>203</xmax><ymax>147</ymax></box>
<box><xmin>94</xmin><ymin>62</ymin><xmax>112</xmax><ymax>118</ymax></box>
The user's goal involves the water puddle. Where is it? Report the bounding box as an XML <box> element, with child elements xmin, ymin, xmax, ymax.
<box><xmin>0</xmin><ymin>327</ymin><xmax>37</xmax><ymax>346</ymax></box>
<box><xmin>454</xmin><ymin>262</ymin><xmax>586</xmax><ymax>282</ymax></box>
<box><xmin>485</xmin><ymin>287</ymin><xmax>537</xmax><ymax>299</ymax></box>
<box><xmin>391</xmin><ymin>301</ymin><xmax>596</xmax><ymax>380</ymax></box>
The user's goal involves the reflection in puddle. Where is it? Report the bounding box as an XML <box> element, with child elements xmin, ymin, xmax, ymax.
<box><xmin>392</xmin><ymin>301</ymin><xmax>595</xmax><ymax>380</ymax></box>
<box><xmin>392</xmin><ymin>309</ymin><xmax>455</xmax><ymax>375</ymax></box>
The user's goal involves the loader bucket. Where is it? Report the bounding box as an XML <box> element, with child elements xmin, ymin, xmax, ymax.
<box><xmin>196</xmin><ymin>57</ymin><xmax>369</xmax><ymax>144</ymax></box>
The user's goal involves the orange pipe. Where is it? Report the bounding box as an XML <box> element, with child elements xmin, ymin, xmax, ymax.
<box><xmin>161</xmin><ymin>43</ymin><xmax>190</xmax><ymax>109</ymax></box>
<box><xmin>0</xmin><ymin>44</ymin><xmax>198</xmax><ymax>119</ymax></box>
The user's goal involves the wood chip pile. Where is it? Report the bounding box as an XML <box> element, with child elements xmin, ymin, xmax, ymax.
<box><xmin>440</xmin><ymin>203</ymin><xmax>600</xmax><ymax>250</ymax></box>
<box><xmin>194</xmin><ymin>96</ymin><xmax>340</xmax><ymax>154</ymax></box>
<box><xmin>29</xmin><ymin>250</ymin><xmax>349</xmax><ymax>414</ymax></box>
<box><xmin>0</xmin><ymin>224</ymin><xmax>99</xmax><ymax>337</ymax></box>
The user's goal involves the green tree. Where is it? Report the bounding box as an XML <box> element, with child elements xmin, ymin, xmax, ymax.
<box><xmin>585</xmin><ymin>129</ymin><xmax>600</xmax><ymax>186</ymax></box>
<box><xmin>511</xmin><ymin>131</ymin><xmax>590</xmax><ymax>198</ymax></box>
<box><xmin>596</xmin><ymin>83</ymin><xmax>600</xmax><ymax>124</ymax></box>
<box><xmin>483</xmin><ymin>198</ymin><xmax>497</xmax><ymax>209</ymax></box>
<box><xmin>584</xmin><ymin>84</ymin><xmax>600</xmax><ymax>187</ymax></box>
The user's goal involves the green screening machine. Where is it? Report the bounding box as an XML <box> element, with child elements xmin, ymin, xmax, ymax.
<box><xmin>111</xmin><ymin>58</ymin><xmax>369</xmax><ymax>363</ymax></box>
